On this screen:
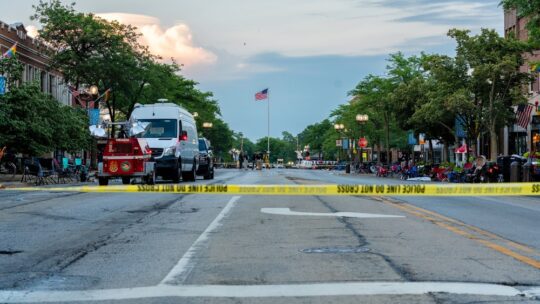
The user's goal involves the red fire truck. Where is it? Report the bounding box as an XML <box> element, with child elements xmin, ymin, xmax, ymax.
<box><xmin>92</xmin><ymin>122</ymin><xmax>156</xmax><ymax>186</ymax></box>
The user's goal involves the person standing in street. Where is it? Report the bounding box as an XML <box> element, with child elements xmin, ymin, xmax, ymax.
<box><xmin>243</xmin><ymin>154</ymin><xmax>249</xmax><ymax>170</ymax></box>
<box><xmin>239</xmin><ymin>152</ymin><xmax>244</xmax><ymax>170</ymax></box>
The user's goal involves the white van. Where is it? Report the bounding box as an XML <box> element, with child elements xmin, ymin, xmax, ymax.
<box><xmin>130</xmin><ymin>102</ymin><xmax>199</xmax><ymax>182</ymax></box>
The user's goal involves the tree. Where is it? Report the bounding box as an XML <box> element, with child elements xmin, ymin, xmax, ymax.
<box><xmin>32</xmin><ymin>0</ymin><xmax>153</xmax><ymax>120</ymax></box>
<box><xmin>200</xmin><ymin>118</ymin><xmax>234</xmax><ymax>160</ymax></box>
<box><xmin>32</xmin><ymin>0</ymin><xmax>235</xmax><ymax>154</ymax></box>
<box><xmin>298</xmin><ymin>119</ymin><xmax>333</xmax><ymax>159</ymax></box>
<box><xmin>0</xmin><ymin>83</ymin><xmax>89</xmax><ymax>155</ymax></box>
<box><xmin>449</xmin><ymin>29</ymin><xmax>531</xmax><ymax>159</ymax></box>
<box><xmin>255</xmin><ymin>137</ymin><xmax>295</xmax><ymax>163</ymax></box>
<box><xmin>0</xmin><ymin>56</ymin><xmax>23</xmax><ymax>90</ymax></box>
<box><xmin>349</xmin><ymin>75</ymin><xmax>396</xmax><ymax>163</ymax></box>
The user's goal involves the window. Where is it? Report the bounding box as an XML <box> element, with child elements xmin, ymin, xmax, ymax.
<box><xmin>136</xmin><ymin>119</ymin><xmax>178</xmax><ymax>138</ymax></box>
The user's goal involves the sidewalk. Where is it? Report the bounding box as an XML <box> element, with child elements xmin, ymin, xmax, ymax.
<box><xmin>0</xmin><ymin>174</ymin><xmax>27</xmax><ymax>188</ymax></box>
<box><xmin>0</xmin><ymin>172</ymin><xmax>97</xmax><ymax>189</ymax></box>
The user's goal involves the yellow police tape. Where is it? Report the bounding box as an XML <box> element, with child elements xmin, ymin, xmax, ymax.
<box><xmin>2</xmin><ymin>183</ymin><xmax>540</xmax><ymax>196</ymax></box>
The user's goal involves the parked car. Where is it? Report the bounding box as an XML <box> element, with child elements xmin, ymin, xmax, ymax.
<box><xmin>130</xmin><ymin>100</ymin><xmax>199</xmax><ymax>182</ymax></box>
<box><xmin>197</xmin><ymin>137</ymin><xmax>214</xmax><ymax>179</ymax></box>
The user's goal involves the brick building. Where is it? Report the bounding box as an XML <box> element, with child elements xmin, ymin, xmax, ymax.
<box><xmin>0</xmin><ymin>21</ymin><xmax>71</xmax><ymax>105</ymax></box>
<box><xmin>504</xmin><ymin>10</ymin><xmax>540</xmax><ymax>155</ymax></box>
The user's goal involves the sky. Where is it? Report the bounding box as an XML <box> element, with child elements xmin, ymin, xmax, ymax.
<box><xmin>1</xmin><ymin>0</ymin><xmax>504</xmax><ymax>141</ymax></box>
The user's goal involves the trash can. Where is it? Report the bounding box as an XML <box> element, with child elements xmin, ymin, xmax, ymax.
<box><xmin>497</xmin><ymin>156</ymin><xmax>512</xmax><ymax>182</ymax></box>
<box><xmin>510</xmin><ymin>161</ymin><xmax>522</xmax><ymax>183</ymax></box>
<box><xmin>345</xmin><ymin>164</ymin><xmax>351</xmax><ymax>174</ymax></box>
<box><xmin>523</xmin><ymin>161</ymin><xmax>532</xmax><ymax>182</ymax></box>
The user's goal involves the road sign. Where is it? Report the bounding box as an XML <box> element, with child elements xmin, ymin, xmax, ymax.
<box><xmin>336</xmin><ymin>139</ymin><xmax>342</xmax><ymax>147</ymax></box>
<box><xmin>358</xmin><ymin>137</ymin><xmax>368</xmax><ymax>148</ymax></box>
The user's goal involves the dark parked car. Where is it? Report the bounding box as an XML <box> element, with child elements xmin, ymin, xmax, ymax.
<box><xmin>197</xmin><ymin>138</ymin><xmax>214</xmax><ymax>179</ymax></box>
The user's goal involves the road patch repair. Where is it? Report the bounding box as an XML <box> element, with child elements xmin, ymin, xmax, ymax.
<box><xmin>261</xmin><ymin>207</ymin><xmax>405</xmax><ymax>218</ymax></box>
<box><xmin>3</xmin><ymin>182</ymin><xmax>540</xmax><ymax>196</ymax></box>
<box><xmin>1</xmin><ymin>282</ymin><xmax>539</xmax><ymax>302</ymax></box>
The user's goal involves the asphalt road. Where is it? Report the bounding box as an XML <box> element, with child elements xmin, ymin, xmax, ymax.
<box><xmin>0</xmin><ymin>169</ymin><xmax>540</xmax><ymax>303</ymax></box>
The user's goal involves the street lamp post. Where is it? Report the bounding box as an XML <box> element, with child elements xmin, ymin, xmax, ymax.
<box><xmin>334</xmin><ymin>123</ymin><xmax>345</xmax><ymax>162</ymax></box>
<box><xmin>202</xmin><ymin>122</ymin><xmax>213</xmax><ymax>145</ymax></box>
<box><xmin>81</xmin><ymin>85</ymin><xmax>99</xmax><ymax>168</ymax></box>
<box><xmin>202</xmin><ymin>122</ymin><xmax>213</xmax><ymax>129</ymax></box>
<box><xmin>356</xmin><ymin>114</ymin><xmax>369</xmax><ymax>166</ymax></box>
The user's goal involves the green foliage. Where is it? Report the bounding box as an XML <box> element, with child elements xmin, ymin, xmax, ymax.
<box><xmin>32</xmin><ymin>0</ymin><xmax>144</xmax><ymax>88</ymax></box>
<box><xmin>255</xmin><ymin>136</ymin><xmax>296</xmax><ymax>163</ymax></box>
<box><xmin>298</xmin><ymin>119</ymin><xmax>332</xmax><ymax>157</ymax></box>
<box><xmin>299</xmin><ymin>29</ymin><xmax>531</xmax><ymax>162</ymax></box>
<box><xmin>0</xmin><ymin>83</ymin><xmax>90</xmax><ymax>155</ymax></box>
<box><xmin>200</xmin><ymin>118</ymin><xmax>234</xmax><ymax>159</ymax></box>
<box><xmin>0</xmin><ymin>55</ymin><xmax>24</xmax><ymax>89</ymax></box>
<box><xmin>447</xmin><ymin>28</ymin><xmax>531</xmax><ymax>159</ymax></box>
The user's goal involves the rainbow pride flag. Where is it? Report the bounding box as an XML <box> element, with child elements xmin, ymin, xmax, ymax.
<box><xmin>530</xmin><ymin>63</ymin><xmax>540</xmax><ymax>73</ymax></box>
<box><xmin>2</xmin><ymin>43</ymin><xmax>17</xmax><ymax>59</ymax></box>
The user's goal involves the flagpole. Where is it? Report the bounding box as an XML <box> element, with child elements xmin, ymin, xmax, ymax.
<box><xmin>267</xmin><ymin>90</ymin><xmax>270</xmax><ymax>164</ymax></box>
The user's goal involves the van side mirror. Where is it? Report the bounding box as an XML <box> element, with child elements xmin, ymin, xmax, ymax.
<box><xmin>180</xmin><ymin>130</ymin><xmax>188</xmax><ymax>141</ymax></box>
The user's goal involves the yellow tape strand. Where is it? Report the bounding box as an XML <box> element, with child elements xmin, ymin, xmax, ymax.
<box><xmin>2</xmin><ymin>183</ymin><xmax>540</xmax><ymax>196</ymax></box>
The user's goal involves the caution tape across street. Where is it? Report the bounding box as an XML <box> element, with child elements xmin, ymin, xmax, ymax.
<box><xmin>2</xmin><ymin>183</ymin><xmax>540</xmax><ymax>196</ymax></box>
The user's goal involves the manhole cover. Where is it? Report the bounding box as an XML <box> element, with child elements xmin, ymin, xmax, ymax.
<box><xmin>301</xmin><ymin>247</ymin><xmax>370</xmax><ymax>254</ymax></box>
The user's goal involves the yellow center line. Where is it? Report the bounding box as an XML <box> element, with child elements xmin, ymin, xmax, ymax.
<box><xmin>375</xmin><ymin>196</ymin><xmax>540</xmax><ymax>270</ymax></box>
<box><xmin>378</xmin><ymin>196</ymin><xmax>538</xmax><ymax>255</ymax></box>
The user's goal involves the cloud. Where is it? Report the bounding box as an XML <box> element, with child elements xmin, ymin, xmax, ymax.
<box><xmin>176</xmin><ymin>0</ymin><xmax>502</xmax><ymax>59</ymax></box>
<box><xmin>25</xmin><ymin>25</ymin><xmax>38</xmax><ymax>38</ymax></box>
<box><xmin>97</xmin><ymin>13</ymin><xmax>217</xmax><ymax>67</ymax></box>
<box><xmin>388</xmin><ymin>1</ymin><xmax>501</xmax><ymax>27</ymax></box>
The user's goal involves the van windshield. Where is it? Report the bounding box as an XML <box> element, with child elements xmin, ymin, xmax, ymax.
<box><xmin>136</xmin><ymin>119</ymin><xmax>177</xmax><ymax>138</ymax></box>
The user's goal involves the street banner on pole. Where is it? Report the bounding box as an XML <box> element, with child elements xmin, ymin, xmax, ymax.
<box><xmin>407</xmin><ymin>131</ymin><xmax>417</xmax><ymax>145</ymax></box>
<box><xmin>418</xmin><ymin>133</ymin><xmax>426</xmax><ymax>145</ymax></box>
<box><xmin>88</xmin><ymin>109</ymin><xmax>100</xmax><ymax>125</ymax></box>
<box><xmin>342</xmin><ymin>138</ymin><xmax>349</xmax><ymax>150</ymax></box>
<box><xmin>455</xmin><ymin>117</ymin><xmax>467</xmax><ymax>138</ymax></box>
<box><xmin>0</xmin><ymin>76</ymin><xmax>5</xmax><ymax>95</ymax></box>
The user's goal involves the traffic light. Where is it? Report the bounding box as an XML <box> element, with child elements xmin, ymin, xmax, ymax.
<box><xmin>534</xmin><ymin>134</ymin><xmax>540</xmax><ymax>144</ymax></box>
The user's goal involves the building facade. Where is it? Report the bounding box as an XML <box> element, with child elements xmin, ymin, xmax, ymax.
<box><xmin>0</xmin><ymin>21</ymin><xmax>71</xmax><ymax>105</ymax></box>
<box><xmin>504</xmin><ymin>10</ymin><xmax>540</xmax><ymax>155</ymax></box>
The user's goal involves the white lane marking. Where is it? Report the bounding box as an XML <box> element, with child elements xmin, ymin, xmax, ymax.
<box><xmin>261</xmin><ymin>208</ymin><xmax>405</xmax><ymax>219</ymax></box>
<box><xmin>0</xmin><ymin>282</ymin><xmax>531</xmax><ymax>302</ymax></box>
<box><xmin>524</xmin><ymin>287</ymin><xmax>540</xmax><ymax>298</ymax></box>
<box><xmin>159</xmin><ymin>195</ymin><xmax>241</xmax><ymax>285</ymax></box>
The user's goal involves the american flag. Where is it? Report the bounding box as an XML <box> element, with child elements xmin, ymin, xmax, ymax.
<box><xmin>516</xmin><ymin>104</ymin><xmax>534</xmax><ymax>129</ymax></box>
<box><xmin>255</xmin><ymin>88</ymin><xmax>269</xmax><ymax>101</ymax></box>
